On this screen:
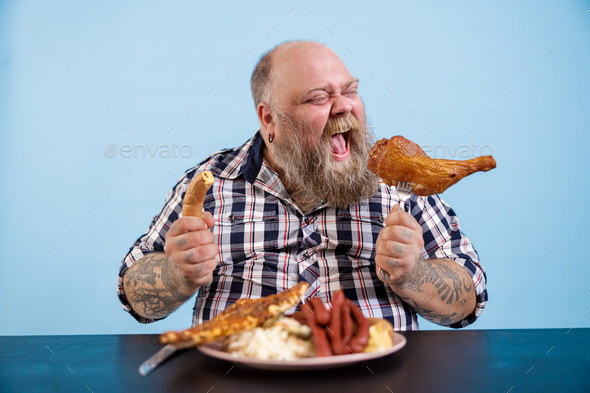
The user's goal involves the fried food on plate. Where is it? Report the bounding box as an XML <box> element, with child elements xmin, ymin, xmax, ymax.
<box><xmin>161</xmin><ymin>284</ymin><xmax>395</xmax><ymax>360</ymax></box>
<box><xmin>368</xmin><ymin>136</ymin><xmax>496</xmax><ymax>196</ymax></box>
<box><xmin>289</xmin><ymin>291</ymin><xmax>394</xmax><ymax>357</ymax></box>
<box><xmin>160</xmin><ymin>282</ymin><xmax>309</xmax><ymax>346</ymax></box>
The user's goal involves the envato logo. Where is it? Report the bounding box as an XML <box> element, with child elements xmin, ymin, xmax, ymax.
<box><xmin>421</xmin><ymin>141</ymin><xmax>493</xmax><ymax>159</ymax></box>
<box><xmin>103</xmin><ymin>141</ymin><xmax>193</xmax><ymax>158</ymax></box>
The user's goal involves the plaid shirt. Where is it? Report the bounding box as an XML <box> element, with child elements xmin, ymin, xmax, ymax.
<box><xmin>118</xmin><ymin>131</ymin><xmax>487</xmax><ymax>330</ymax></box>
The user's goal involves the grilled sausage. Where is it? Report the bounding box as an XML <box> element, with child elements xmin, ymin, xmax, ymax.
<box><xmin>327</xmin><ymin>291</ymin><xmax>347</xmax><ymax>355</ymax></box>
<box><xmin>308</xmin><ymin>298</ymin><xmax>331</xmax><ymax>326</ymax></box>
<box><xmin>182</xmin><ymin>171</ymin><xmax>214</xmax><ymax>218</ymax></box>
<box><xmin>302</xmin><ymin>302</ymin><xmax>333</xmax><ymax>357</ymax></box>
<box><xmin>347</xmin><ymin>299</ymin><xmax>370</xmax><ymax>353</ymax></box>
<box><xmin>341</xmin><ymin>300</ymin><xmax>353</xmax><ymax>348</ymax></box>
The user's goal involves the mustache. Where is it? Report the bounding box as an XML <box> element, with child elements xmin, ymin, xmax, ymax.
<box><xmin>269</xmin><ymin>108</ymin><xmax>379</xmax><ymax>210</ymax></box>
<box><xmin>323</xmin><ymin>115</ymin><xmax>361</xmax><ymax>137</ymax></box>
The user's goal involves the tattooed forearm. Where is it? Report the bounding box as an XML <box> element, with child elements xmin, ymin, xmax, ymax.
<box><xmin>123</xmin><ymin>252</ymin><xmax>198</xmax><ymax>319</ymax></box>
<box><xmin>400</xmin><ymin>259</ymin><xmax>472</xmax><ymax>305</ymax></box>
<box><xmin>398</xmin><ymin>295</ymin><xmax>465</xmax><ymax>325</ymax></box>
<box><xmin>389</xmin><ymin>258</ymin><xmax>476</xmax><ymax>326</ymax></box>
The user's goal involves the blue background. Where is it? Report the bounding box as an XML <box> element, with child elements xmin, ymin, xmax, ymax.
<box><xmin>1</xmin><ymin>0</ymin><xmax>589</xmax><ymax>335</ymax></box>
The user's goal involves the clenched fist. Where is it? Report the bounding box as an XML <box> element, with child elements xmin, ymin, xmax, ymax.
<box><xmin>375</xmin><ymin>204</ymin><xmax>424</xmax><ymax>285</ymax></box>
<box><xmin>164</xmin><ymin>211</ymin><xmax>219</xmax><ymax>286</ymax></box>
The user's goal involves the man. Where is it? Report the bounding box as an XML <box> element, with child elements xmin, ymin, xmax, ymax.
<box><xmin>118</xmin><ymin>41</ymin><xmax>487</xmax><ymax>330</ymax></box>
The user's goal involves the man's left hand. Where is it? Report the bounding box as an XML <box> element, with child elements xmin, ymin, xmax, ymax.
<box><xmin>375</xmin><ymin>204</ymin><xmax>424</xmax><ymax>285</ymax></box>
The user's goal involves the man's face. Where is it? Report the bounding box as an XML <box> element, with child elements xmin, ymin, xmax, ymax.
<box><xmin>270</xmin><ymin>43</ymin><xmax>366</xmax><ymax>162</ymax></box>
<box><xmin>265</xmin><ymin>43</ymin><xmax>379</xmax><ymax>209</ymax></box>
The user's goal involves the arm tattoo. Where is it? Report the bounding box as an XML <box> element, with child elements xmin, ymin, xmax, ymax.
<box><xmin>123</xmin><ymin>252</ymin><xmax>197</xmax><ymax>319</ymax></box>
<box><xmin>400</xmin><ymin>259</ymin><xmax>472</xmax><ymax>305</ymax></box>
<box><xmin>399</xmin><ymin>295</ymin><xmax>465</xmax><ymax>325</ymax></box>
<box><xmin>395</xmin><ymin>259</ymin><xmax>474</xmax><ymax>324</ymax></box>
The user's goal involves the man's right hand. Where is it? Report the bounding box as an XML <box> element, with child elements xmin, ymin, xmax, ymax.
<box><xmin>164</xmin><ymin>211</ymin><xmax>219</xmax><ymax>287</ymax></box>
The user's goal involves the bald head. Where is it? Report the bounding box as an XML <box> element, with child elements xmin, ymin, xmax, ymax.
<box><xmin>250</xmin><ymin>41</ymin><xmax>348</xmax><ymax>110</ymax></box>
<box><xmin>272</xmin><ymin>40</ymin><xmax>335</xmax><ymax>60</ymax></box>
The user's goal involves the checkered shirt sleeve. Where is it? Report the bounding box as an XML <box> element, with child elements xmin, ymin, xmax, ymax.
<box><xmin>411</xmin><ymin>194</ymin><xmax>488</xmax><ymax>328</ymax></box>
<box><xmin>117</xmin><ymin>169</ymin><xmax>195</xmax><ymax>323</ymax></box>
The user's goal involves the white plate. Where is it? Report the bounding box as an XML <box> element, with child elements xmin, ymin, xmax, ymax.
<box><xmin>197</xmin><ymin>333</ymin><xmax>406</xmax><ymax>371</ymax></box>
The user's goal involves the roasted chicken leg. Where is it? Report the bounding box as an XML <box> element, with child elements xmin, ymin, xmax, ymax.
<box><xmin>367</xmin><ymin>136</ymin><xmax>496</xmax><ymax>196</ymax></box>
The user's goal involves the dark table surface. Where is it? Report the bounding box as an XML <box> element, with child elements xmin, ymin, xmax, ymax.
<box><xmin>1</xmin><ymin>328</ymin><xmax>589</xmax><ymax>393</ymax></box>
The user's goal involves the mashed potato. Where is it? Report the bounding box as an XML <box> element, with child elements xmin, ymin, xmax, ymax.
<box><xmin>223</xmin><ymin>316</ymin><xmax>315</xmax><ymax>360</ymax></box>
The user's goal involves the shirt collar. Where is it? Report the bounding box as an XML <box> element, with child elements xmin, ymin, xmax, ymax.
<box><xmin>211</xmin><ymin>130</ymin><xmax>264</xmax><ymax>183</ymax></box>
<box><xmin>242</xmin><ymin>130</ymin><xmax>265</xmax><ymax>184</ymax></box>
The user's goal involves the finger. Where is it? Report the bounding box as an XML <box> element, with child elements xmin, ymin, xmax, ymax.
<box><xmin>180</xmin><ymin>259</ymin><xmax>217</xmax><ymax>282</ymax></box>
<box><xmin>379</xmin><ymin>225</ymin><xmax>417</xmax><ymax>245</ymax></box>
<box><xmin>182</xmin><ymin>244</ymin><xmax>219</xmax><ymax>264</ymax></box>
<box><xmin>168</xmin><ymin>217</ymin><xmax>209</xmax><ymax>236</ymax></box>
<box><xmin>173</xmin><ymin>230</ymin><xmax>216</xmax><ymax>251</ymax></box>
<box><xmin>190</xmin><ymin>271</ymin><xmax>214</xmax><ymax>286</ymax></box>
<box><xmin>375</xmin><ymin>256</ymin><xmax>403</xmax><ymax>283</ymax></box>
<box><xmin>375</xmin><ymin>239</ymin><xmax>406</xmax><ymax>258</ymax></box>
<box><xmin>192</xmin><ymin>259</ymin><xmax>217</xmax><ymax>277</ymax></box>
<box><xmin>384</xmin><ymin>209</ymin><xmax>420</xmax><ymax>229</ymax></box>
<box><xmin>377</xmin><ymin>266</ymin><xmax>392</xmax><ymax>282</ymax></box>
<box><xmin>375</xmin><ymin>253</ymin><xmax>396</xmax><ymax>271</ymax></box>
<box><xmin>376</xmin><ymin>266</ymin><xmax>398</xmax><ymax>284</ymax></box>
<box><xmin>201</xmin><ymin>210</ymin><xmax>216</xmax><ymax>229</ymax></box>
<box><xmin>375</xmin><ymin>259</ymin><xmax>391</xmax><ymax>282</ymax></box>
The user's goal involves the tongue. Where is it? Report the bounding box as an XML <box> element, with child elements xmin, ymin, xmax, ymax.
<box><xmin>331</xmin><ymin>133</ymin><xmax>346</xmax><ymax>155</ymax></box>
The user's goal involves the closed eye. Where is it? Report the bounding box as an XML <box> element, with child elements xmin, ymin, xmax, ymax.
<box><xmin>308</xmin><ymin>96</ymin><xmax>329</xmax><ymax>104</ymax></box>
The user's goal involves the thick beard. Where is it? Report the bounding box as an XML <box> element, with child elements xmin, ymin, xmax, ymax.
<box><xmin>269</xmin><ymin>110</ymin><xmax>380</xmax><ymax>210</ymax></box>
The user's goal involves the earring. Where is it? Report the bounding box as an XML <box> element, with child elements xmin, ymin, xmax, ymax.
<box><xmin>268</xmin><ymin>134</ymin><xmax>274</xmax><ymax>143</ymax></box>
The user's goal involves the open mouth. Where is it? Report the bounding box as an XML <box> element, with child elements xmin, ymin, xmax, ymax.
<box><xmin>330</xmin><ymin>130</ymin><xmax>350</xmax><ymax>161</ymax></box>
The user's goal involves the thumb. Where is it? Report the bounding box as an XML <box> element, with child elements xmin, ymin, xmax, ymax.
<box><xmin>201</xmin><ymin>210</ymin><xmax>215</xmax><ymax>229</ymax></box>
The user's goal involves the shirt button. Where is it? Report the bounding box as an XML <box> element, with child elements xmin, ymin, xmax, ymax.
<box><xmin>320</xmin><ymin>199</ymin><xmax>326</xmax><ymax>204</ymax></box>
<box><xmin>380</xmin><ymin>214</ymin><xmax>385</xmax><ymax>222</ymax></box>
<box><xmin>303</xmin><ymin>251</ymin><xmax>312</xmax><ymax>259</ymax></box>
<box><xmin>227</xmin><ymin>214</ymin><xmax>235</xmax><ymax>222</ymax></box>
